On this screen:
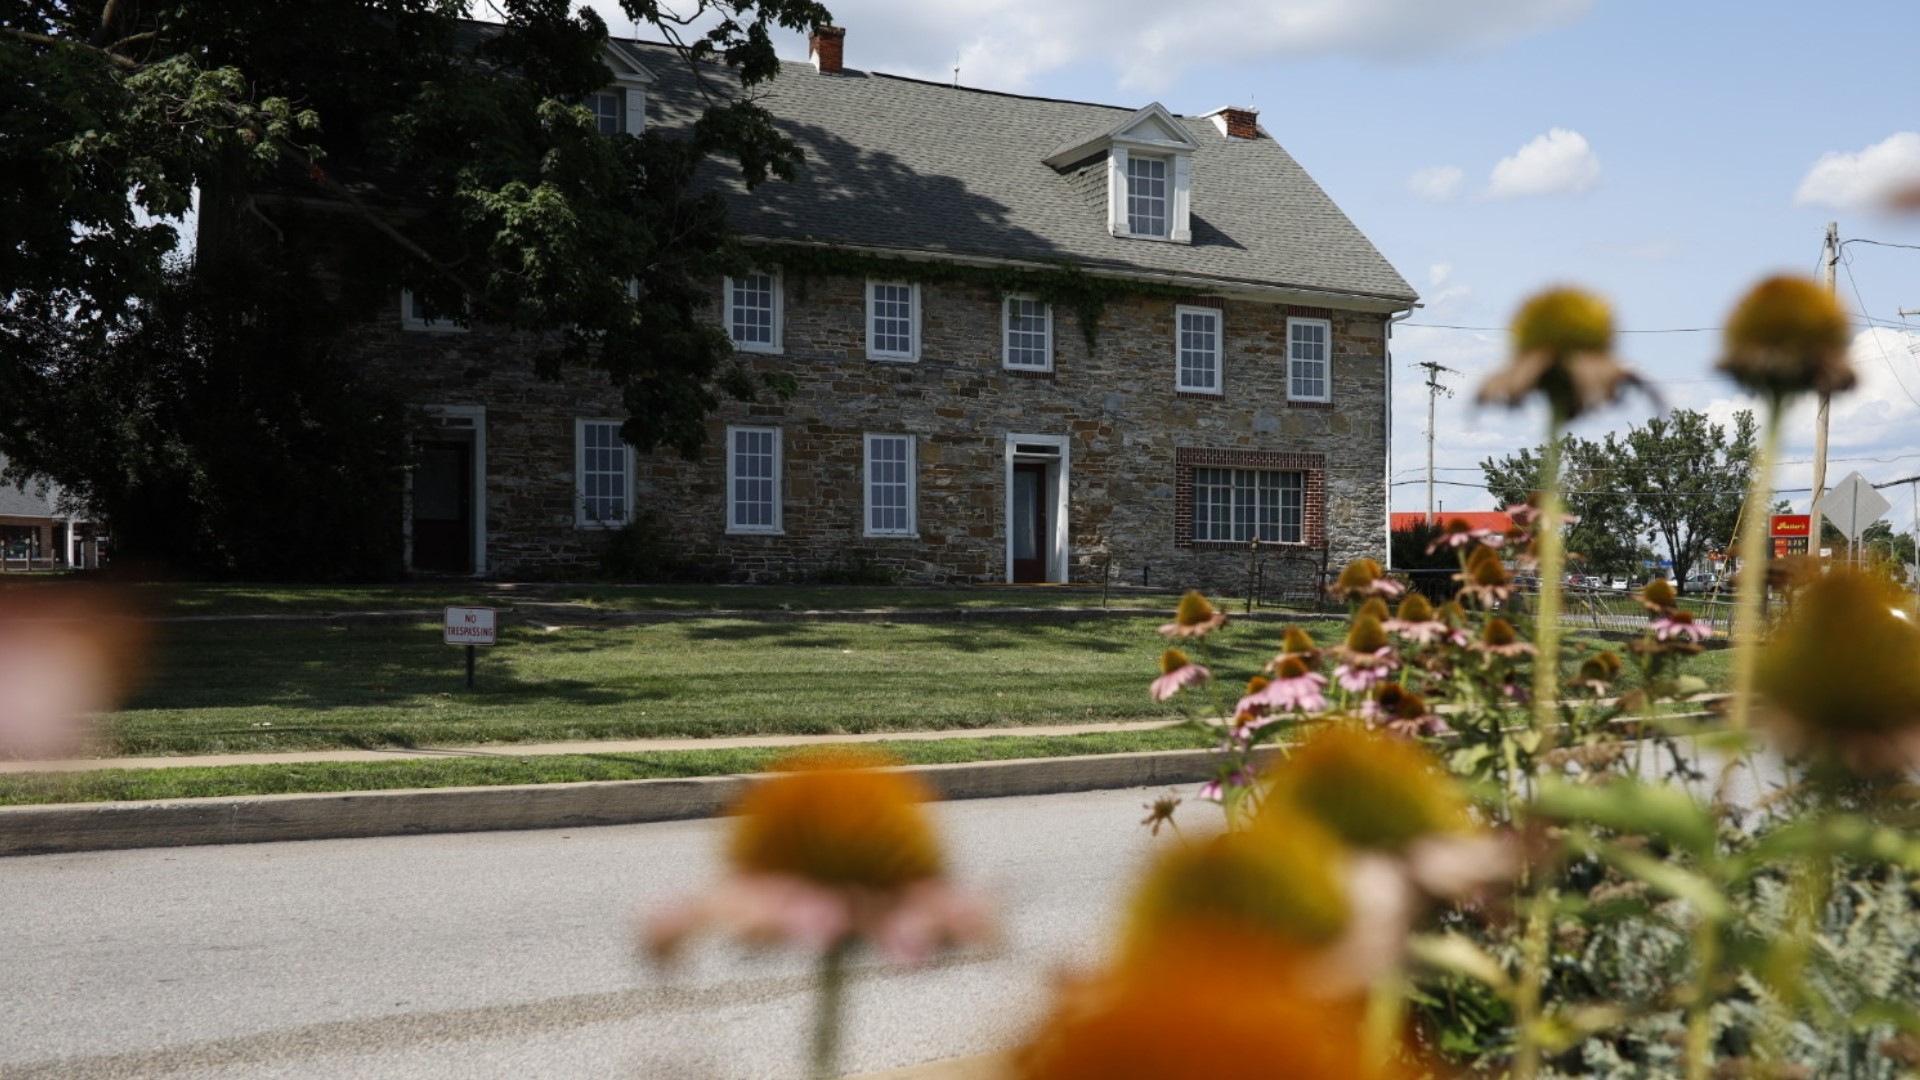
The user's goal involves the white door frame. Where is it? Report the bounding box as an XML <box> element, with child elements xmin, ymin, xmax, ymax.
<box><xmin>1003</xmin><ymin>433</ymin><xmax>1070</xmax><ymax>583</ymax></box>
<box><xmin>406</xmin><ymin>404</ymin><xmax>488</xmax><ymax>576</ymax></box>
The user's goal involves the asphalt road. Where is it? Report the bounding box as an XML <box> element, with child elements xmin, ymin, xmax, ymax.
<box><xmin>0</xmin><ymin>786</ymin><xmax>1190</xmax><ymax>1079</ymax></box>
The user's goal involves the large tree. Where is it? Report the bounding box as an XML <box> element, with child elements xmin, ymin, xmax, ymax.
<box><xmin>2</xmin><ymin>0</ymin><xmax>826</xmax><ymax>575</ymax></box>
<box><xmin>1481</xmin><ymin>408</ymin><xmax>1758</xmax><ymax>591</ymax></box>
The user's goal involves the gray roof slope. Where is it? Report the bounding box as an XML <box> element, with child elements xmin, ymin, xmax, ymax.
<box><xmin>634</xmin><ymin>44</ymin><xmax>1416</xmax><ymax>305</ymax></box>
<box><xmin>0</xmin><ymin>456</ymin><xmax>64</xmax><ymax>519</ymax></box>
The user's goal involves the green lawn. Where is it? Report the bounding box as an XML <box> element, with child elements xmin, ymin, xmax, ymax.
<box><xmin>96</xmin><ymin>607</ymin><xmax>1727</xmax><ymax>757</ymax></box>
<box><xmin>105</xmin><ymin>614</ymin><xmax>1300</xmax><ymax>755</ymax></box>
<box><xmin>0</xmin><ymin>727</ymin><xmax>1221</xmax><ymax>806</ymax></box>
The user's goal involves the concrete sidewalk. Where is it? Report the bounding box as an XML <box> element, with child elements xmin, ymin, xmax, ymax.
<box><xmin>0</xmin><ymin>719</ymin><xmax>1189</xmax><ymax>774</ymax></box>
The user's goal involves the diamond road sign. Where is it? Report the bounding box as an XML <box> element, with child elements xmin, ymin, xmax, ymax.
<box><xmin>1820</xmin><ymin>471</ymin><xmax>1891</xmax><ymax>542</ymax></box>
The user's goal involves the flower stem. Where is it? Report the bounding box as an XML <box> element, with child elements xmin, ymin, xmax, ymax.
<box><xmin>1725</xmin><ymin>406</ymin><xmax>1781</xmax><ymax>735</ymax></box>
<box><xmin>1510</xmin><ymin>885</ymin><xmax>1556</xmax><ymax>1080</ymax></box>
<box><xmin>811</xmin><ymin>939</ymin><xmax>853</xmax><ymax>1080</ymax></box>
<box><xmin>1530</xmin><ymin>428</ymin><xmax>1568</xmax><ymax>742</ymax></box>
<box><xmin>1683</xmin><ymin>909</ymin><xmax>1723</xmax><ymax>1080</ymax></box>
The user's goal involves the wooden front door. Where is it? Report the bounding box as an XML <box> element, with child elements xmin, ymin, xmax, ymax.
<box><xmin>413</xmin><ymin>440</ymin><xmax>472</xmax><ymax>574</ymax></box>
<box><xmin>1012</xmin><ymin>463</ymin><xmax>1048</xmax><ymax>583</ymax></box>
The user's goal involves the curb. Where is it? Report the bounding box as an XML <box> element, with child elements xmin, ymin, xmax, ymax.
<box><xmin>0</xmin><ymin>748</ymin><xmax>1247</xmax><ymax>858</ymax></box>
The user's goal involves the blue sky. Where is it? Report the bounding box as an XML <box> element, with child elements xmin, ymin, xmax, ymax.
<box><xmin>597</xmin><ymin>0</ymin><xmax>1920</xmax><ymax>530</ymax></box>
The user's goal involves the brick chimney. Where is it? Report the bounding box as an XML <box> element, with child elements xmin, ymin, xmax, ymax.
<box><xmin>1220</xmin><ymin>105</ymin><xmax>1259</xmax><ymax>140</ymax></box>
<box><xmin>809</xmin><ymin>26</ymin><xmax>845</xmax><ymax>74</ymax></box>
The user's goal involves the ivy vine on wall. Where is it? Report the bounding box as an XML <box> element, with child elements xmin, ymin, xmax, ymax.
<box><xmin>746</xmin><ymin>244</ymin><xmax>1197</xmax><ymax>352</ymax></box>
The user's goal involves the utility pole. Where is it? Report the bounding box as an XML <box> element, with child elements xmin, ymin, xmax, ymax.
<box><xmin>1415</xmin><ymin>361</ymin><xmax>1459</xmax><ymax>524</ymax></box>
<box><xmin>1809</xmin><ymin>221</ymin><xmax>1839</xmax><ymax>550</ymax></box>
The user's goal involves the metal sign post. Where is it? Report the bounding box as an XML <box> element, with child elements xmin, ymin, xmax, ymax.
<box><xmin>443</xmin><ymin>606</ymin><xmax>497</xmax><ymax>688</ymax></box>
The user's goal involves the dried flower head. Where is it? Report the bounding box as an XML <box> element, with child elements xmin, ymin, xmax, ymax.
<box><xmin>1366</xmin><ymin>683</ymin><xmax>1446</xmax><ymax>739</ymax></box>
<box><xmin>1355</xmin><ymin>596</ymin><xmax>1391</xmax><ymax>624</ymax></box>
<box><xmin>1639</xmin><ymin>578</ymin><xmax>1678</xmax><ymax>612</ymax></box>
<box><xmin>1479</xmin><ymin>287</ymin><xmax>1646</xmax><ymax>422</ymax></box>
<box><xmin>1271</xmin><ymin>625</ymin><xmax>1323</xmax><ymax>669</ymax></box>
<box><xmin>1123</xmin><ymin>827</ymin><xmax>1350</xmax><ymax>957</ymax></box>
<box><xmin>1149</xmin><ymin>649</ymin><xmax>1211</xmax><ymax>702</ymax></box>
<box><xmin>1159</xmin><ymin>590</ymin><xmax>1228</xmax><ymax>638</ymax></box>
<box><xmin>1455</xmin><ymin>545</ymin><xmax>1515</xmax><ymax>608</ymax></box>
<box><xmin>1139</xmin><ymin>792</ymin><xmax>1183</xmax><ymax>837</ymax></box>
<box><xmin>1717</xmin><ymin>275</ymin><xmax>1855</xmax><ymax>401</ymax></box>
<box><xmin>1574</xmin><ymin>650</ymin><xmax>1624</xmax><ymax>694</ymax></box>
<box><xmin>1332</xmin><ymin>557</ymin><xmax>1404</xmax><ymax>601</ymax></box>
<box><xmin>728</xmin><ymin>750</ymin><xmax>943</xmax><ymax>888</ymax></box>
<box><xmin>1343</xmin><ymin>612</ymin><xmax>1390</xmax><ymax>654</ymax></box>
<box><xmin>1385</xmin><ymin>592</ymin><xmax>1449</xmax><ymax>646</ymax></box>
<box><xmin>1014</xmin><ymin>928</ymin><xmax>1402</xmax><ymax>1080</ymax></box>
<box><xmin>1757</xmin><ymin>569</ymin><xmax>1920</xmax><ymax>774</ymax></box>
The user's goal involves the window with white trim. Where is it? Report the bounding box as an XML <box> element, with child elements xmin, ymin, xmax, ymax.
<box><xmin>1288</xmin><ymin>317</ymin><xmax>1332</xmax><ymax>402</ymax></box>
<box><xmin>1193</xmin><ymin>468</ymin><xmax>1304</xmax><ymax>543</ymax></box>
<box><xmin>1175</xmin><ymin>306</ymin><xmax>1221</xmax><ymax>394</ymax></box>
<box><xmin>585</xmin><ymin>91</ymin><xmax>623</xmax><ymax>135</ymax></box>
<box><xmin>575</xmin><ymin>419</ymin><xmax>632</xmax><ymax>527</ymax></box>
<box><xmin>866</xmin><ymin>280</ymin><xmax>919</xmax><ymax>360</ymax></box>
<box><xmin>863</xmin><ymin>434</ymin><xmax>915</xmax><ymax>537</ymax></box>
<box><xmin>1126</xmin><ymin>155</ymin><xmax>1169</xmax><ymax>238</ymax></box>
<box><xmin>400</xmin><ymin>289</ymin><xmax>468</xmax><ymax>333</ymax></box>
<box><xmin>1003</xmin><ymin>296</ymin><xmax>1052</xmax><ymax>371</ymax></box>
<box><xmin>726</xmin><ymin>426</ymin><xmax>781</xmax><ymax>533</ymax></box>
<box><xmin>725</xmin><ymin>271</ymin><xmax>781</xmax><ymax>352</ymax></box>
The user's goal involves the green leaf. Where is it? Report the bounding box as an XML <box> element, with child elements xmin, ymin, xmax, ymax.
<box><xmin>1407</xmin><ymin>933</ymin><xmax>1513</xmax><ymax>996</ymax></box>
<box><xmin>1598</xmin><ymin>843</ymin><xmax>1730</xmax><ymax>920</ymax></box>
<box><xmin>1533</xmin><ymin>775</ymin><xmax>1719</xmax><ymax>856</ymax></box>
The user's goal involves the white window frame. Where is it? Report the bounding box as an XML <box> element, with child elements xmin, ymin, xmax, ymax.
<box><xmin>863</xmin><ymin>434</ymin><xmax>917</xmax><ymax>538</ymax></box>
<box><xmin>1192</xmin><ymin>467</ymin><xmax>1305</xmax><ymax>545</ymax></box>
<box><xmin>1174</xmin><ymin>305</ymin><xmax>1223</xmax><ymax>395</ymax></box>
<box><xmin>1125</xmin><ymin>153</ymin><xmax>1170</xmax><ymax>239</ymax></box>
<box><xmin>400</xmin><ymin>289</ymin><xmax>468</xmax><ymax>334</ymax></box>
<box><xmin>723</xmin><ymin>270</ymin><xmax>783</xmax><ymax>354</ymax></box>
<box><xmin>865</xmin><ymin>280</ymin><xmax>921</xmax><ymax>362</ymax></box>
<box><xmin>584</xmin><ymin>90</ymin><xmax>624</xmax><ymax>136</ymax></box>
<box><xmin>1002</xmin><ymin>294</ymin><xmax>1053</xmax><ymax>372</ymax></box>
<box><xmin>574</xmin><ymin>418</ymin><xmax>634</xmax><ymax>528</ymax></box>
<box><xmin>1287</xmin><ymin>316</ymin><xmax>1333</xmax><ymax>403</ymax></box>
<box><xmin>725</xmin><ymin>425</ymin><xmax>783</xmax><ymax>535</ymax></box>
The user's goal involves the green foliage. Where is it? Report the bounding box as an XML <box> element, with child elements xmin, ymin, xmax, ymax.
<box><xmin>3</xmin><ymin>0</ymin><xmax>834</xmax><ymax>575</ymax></box>
<box><xmin>600</xmin><ymin>513</ymin><xmax>729</xmax><ymax>583</ymax></box>
<box><xmin>1389</xmin><ymin>519</ymin><xmax>1463</xmax><ymax>601</ymax></box>
<box><xmin>1482</xmin><ymin>409</ymin><xmax>1757</xmax><ymax>586</ymax></box>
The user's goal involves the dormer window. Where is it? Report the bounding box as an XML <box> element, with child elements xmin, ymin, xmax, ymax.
<box><xmin>585</xmin><ymin>91</ymin><xmax>623</xmax><ymax>135</ymax></box>
<box><xmin>1042</xmin><ymin>102</ymin><xmax>1196</xmax><ymax>244</ymax></box>
<box><xmin>1126</xmin><ymin>156</ymin><xmax>1169</xmax><ymax>238</ymax></box>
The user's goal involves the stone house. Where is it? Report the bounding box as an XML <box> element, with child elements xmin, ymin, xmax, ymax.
<box><xmin>363</xmin><ymin>27</ymin><xmax>1418</xmax><ymax>589</ymax></box>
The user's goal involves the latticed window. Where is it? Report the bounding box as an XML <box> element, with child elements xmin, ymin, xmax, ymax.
<box><xmin>1289</xmin><ymin>318</ymin><xmax>1331</xmax><ymax>401</ymax></box>
<box><xmin>864</xmin><ymin>435</ymin><xmax>914</xmax><ymax>536</ymax></box>
<box><xmin>1193</xmin><ymin>468</ymin><xmax>1303</xmax><ymax>543</ymax></box>
<box><xmin>585</xmin><ymin>91</ymin><xmax>622</xmax><ymax>135</ymax></box>
<box><xmin>1177</xmin><ymin>307</ymin><xmax>1221</xmax><ymax>393</ymax></box>
<box><xmin>576</xmin><ymin>420</ymin><xmax>630</xmax><ymax>526</ymax></box>
<box><xmin>728</xmin><ymin>273</ymin><xmax>779</xmax><ymax>351</ymax></box>
<box><xmin>868</xmin><ymin>281</ymin><xmax>917</xmax><ymax>358</ymax></box>
<box><xmin>1004</xmin><ymin>297</ymin><xmax>1051</xmax><ymax>369</ymax></box>
<box><xmin>727</xmin><ymin>427</ymin><xmax>780</xmax><ymax>532</ymax></box>
<box><xmin>1127</xmin><ymin>155</ymin><xmax>1168</xmax><ymax>237</ymax></box>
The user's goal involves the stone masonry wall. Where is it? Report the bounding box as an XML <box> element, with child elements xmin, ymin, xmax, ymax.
<box><xmin>347</xmin><ymin>274</ymin><xmax>1392</xmax><ymax>591</ymax></box>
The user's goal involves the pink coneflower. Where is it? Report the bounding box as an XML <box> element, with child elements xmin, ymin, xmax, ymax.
<box><xmin>1332</xmin><ymin>612</ymin><xmax>1400</xmax><ymax>692</ymax></box>
<box><xmin>1454</xmin><ymin>546</ymin><xmax>1516</xmax><ymax>608</ymax></box>
<box><xmin>1383</xmin><ymin>593</ymin><xmax>1449</xmax><ymax>645</ymax></box>
<box><xmin>1158</xmin><ymin>591</ymin><xmax>1229</xmax><ymax>639</ymax></box>
<box><xmin>1330</xmin><ymin>558</ymin><xmax>1405</xmax><ymax>602</ymax></box>
<box><xmin>1238</xmin><ymin>656</ymin><xmax>1328</xmax><ymax>715</ymax></box>
<box><xmin>1426</xmin><ymin>516</ymin><xmax>1505</xmax><ymax>553</ymax></box>
<box><xmin>1196</xmin><ymin>767</ymin><xmax>1255</xmax><ymax>804</ymax></box>
<box><xmin>1149</xmin><ymin>649</ymin><xmax>1211</xmax><ymax>702</ymax></box>
<box><xmin>1267</xmin><ymin>625</ymin><xmax>1323</xmax><ymax>669</ymax></box>
<box><xmin>1363</xmin><ymin>684</ymin><xmax>1448</xmax><ymax>739</ymax></box>
<box><xmin>1651</xmin><ymin>611</ymin><xmax>1714</xmax><ymax>643</ymax></box>
<box><xmin>1471</xmin><ymin>617</ymin><xmax>1537</xmax><ymax>660</ymax></box>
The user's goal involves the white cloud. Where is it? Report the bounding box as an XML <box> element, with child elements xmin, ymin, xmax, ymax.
<box><xmin>1423</xmin><ymin>262</ymin><xmax>1472</xmax><ymax>312</ymax></box>
<box><xmin>1793</xmin><ymin>132</ymin><xmax>1920</xmax><ymax>211</ymax></box>
<box><xmin>1408</xmin><ymin>165</ymin><xmax>1465</xmax><ymax>202</ymax></box>
<box><xmin>602</xmin><ymin>0</ymin><xmax>1593</xmax><ymax>94</ymax></box>
<box><xmin>1486</xmin><ymin>128</ymin><xmax>1600</xmax><ymax>198</ymax></box>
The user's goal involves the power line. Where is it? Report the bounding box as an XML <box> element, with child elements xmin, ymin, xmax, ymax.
<box><xmin>1840</xmin><ymin>250</ymin><xmax>1920</xmax><ymax>408</ymax></box>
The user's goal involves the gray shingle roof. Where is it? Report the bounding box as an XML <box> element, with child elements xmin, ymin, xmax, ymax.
<box><xmin>0</xmin><ymin>456</ymin><xmax>65</xmax><ymax>519</ymax></box>
<box><xmin>633</xmin><ymin>44</ymin><xmax>1416</xmax><ymax>306</ymax></box>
